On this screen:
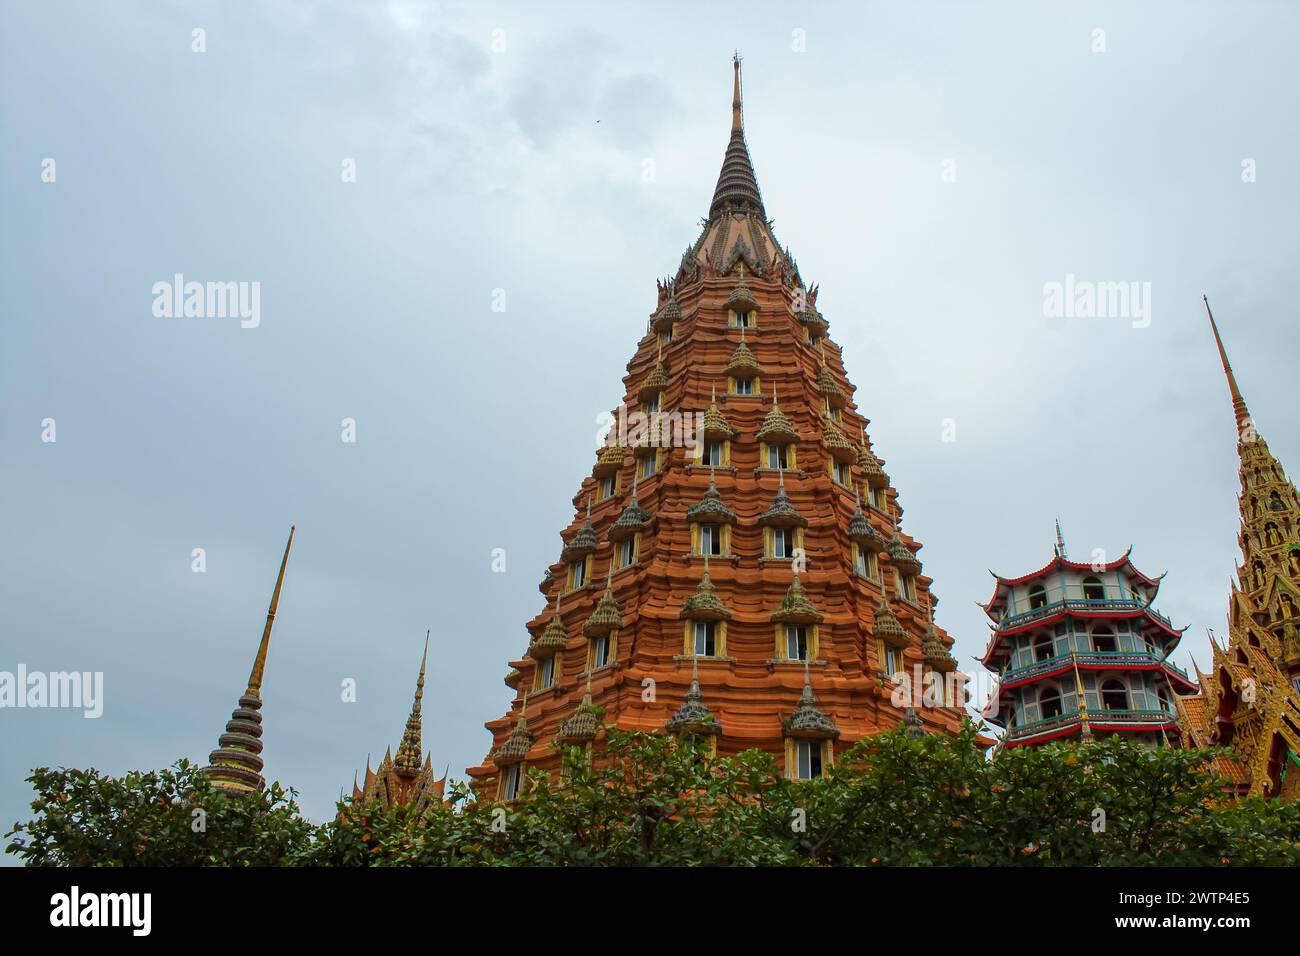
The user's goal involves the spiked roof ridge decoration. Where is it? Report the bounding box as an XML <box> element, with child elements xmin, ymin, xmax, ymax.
<box><xmin>873</xmin><ymin>598</ymin><xmax>909</xmax><ymax>649</ymax></box>
<box><xmin>857</xmin><ymin>433</ymin><xmax>889</xmax><ymax>489</ymax></box>
<box><xmin>701</xmin><ymin>384</ymin><xmax>737</xmax><ymax>440</ymax></box>
<box><xmin>816</xmin><ymin>342</ymin><xmax>847</xmax><ymax>408</ymax></box>
<box><xmin>756</xmin><ymin>382</ymin><xmax>799</xmax><ymax>444</ymax></box>
<box><xmin>640</xmin><ymin>341</ymin><xmax>669</xmax><ymax>401</ymax></box>
<box><xmin>796</xmin><ymin>285</ymin><xmax>828</xmax><ymax>334</ymax></box>
<box><xmin>531</xmin><ymin>593</ymin><xmax>569</xmax><ymax>659</ymax></box>
<box><xmin>709</xmin><ymin>54</ymin><xmax>765</xmax><ymax>221</ymax></box>
<box><xmin>393</xmin><ymin>631</ymin><xmax>431</xmax><ymax>775</ymax></box>
<box><xmin>652</xmin><ymin>293</ymin><xmax>682</xmax><ymax>333</ymax></box>
<box><xmin>680</xmin><ymin>553</ymin><xmax>732</xmax><ymax>621</ymax></box>
<box><xmin>724</xmin><ymin>325</ymin><xmax>763</xmax><ymax>379</ymax></box>
<box><xmin>759</xmin><ymin>468</ymin><xmax>808</xmax><ymax>527</ymax></box>
<box><xmin>666</xmin><ymin>652</ymin><xmax>722</xmax><ymax>736</ymax></box>
<box><xmin>610</xmin><ymin>472</ymin><xmax>651</xmax><ymax>541</ymax></box>
<box><xmin>583</xmin><ymin>567</ymin><xmax>623</xmax><ymax>637</ymax></box>
<box><xmin>784</xmin><ymin>657</ymin><xmax>839</xmax><ymax>739</ymax></box>
<box><xmin>770</xmin><ymin>569</ymin><xmax>824</xmax><ymax>625</ymax></box>
<box><xmin>847</xmin><ymin>486</ymin><xmax>885</xmax><ymax>552</ymax></box>
<box><xmin>887</xmin><ymin>531</ymin><xmax>922</xmax><ymax>577</ymax></box>
<box><xmin>561</xmin><ymin>498</ymin><xmax>599</xmax><ymax>562</ymax></box>
<box><xmin>493</xmin><ymin>693</ymin><xmax>533</xmax><ymax>766</ymax></box>
<box><xmin>686</xmin><ymin>467</ymin><xmax>738</xmax><ymax>524</ymax></box>
<box><xmin>200</xmin><ymin>525</ymin><xmax>295</xmax><ymax>794</ymax></box>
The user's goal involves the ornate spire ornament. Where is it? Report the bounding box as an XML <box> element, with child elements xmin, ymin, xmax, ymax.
<box><xmin>724</xmin><ymin>325</ymin><xmax>763</xmax><ymax>378</ymax></box>
<box><xmin>756</xmin><ymin>382</ymin><xmax>799</xmax><ymax>444</ymax></box>
<box><xmin>680</xmin><ymin>553</ymin><xmax>733</xmax><ymax>621</ymax></box>
<box><xmin>847</xmin><ymin>486</ymin><xmax>885</xmax><ymax>552</ymax></box>
<box><xmin>393</xmin><ymin>632</ymin><xmax>430</xmax><ymax>776</ymax></box>
<box><xmin>667</xmin><ymin>652</ymin><xmax>722</xmax><ymax>736</ymax></box>
<box><xmin>709</xmin><ymin>54</ymin><xmax>765</xmax><ymax>221</ymax></box>
<box><xmin>887</xmin><ymin>531</ymin><xmax>922</xmax><ymax>577</ymax></box>
<box><xmin>857</xmin><ymin>433</ymin><xmax>889</xmax><ymax>489</ymax></box>
<box><xmin>610</xmin><ymin>473</ymin><xmax>651</xmax><ymax>540</ymax></box>
<box><xmin>759</xmin><ymin>468</ymin><xmax>808</xmax><ymax>527</ymax></box>
<box><xmin>583</xmin><ymin>568</ymin><xmax>623</xmax><ymax>637</ymax></box>
<box><xmin>873</xmin><ymin>598</ymin><xmax>909</xmax><ymax>649</ymax></box>
<box><xmin>200</xmin><ymin>526</ymin><xmax>295</xmax><ymax>794</ymax></box>
<box><xmin>701</xmin><ymin>384</ymin><xmax>737</xmax><ymax>439</ymax></box>
<box><xmin>561</xmin><ymin>498</ymin><xmax>599</xmax><ymax>561</ymax></box>
<box><xmin>770</xmin><ymin>571</ymin><xmax>824</xmax><ymax>625</ymax></box>
<box><xmin>686</xmin><ymin>468</ymin><xmax>737</xmax><ymax>524</ymax></box>
<box><xmin>531</xmin><ymin>594</ymin><xmax>569</xmax><ymax>659</ymax></box>
<box><xmin>784</xmin><ymin>656</ymin><xmax>839</xmax><ymax>739</ymax></box>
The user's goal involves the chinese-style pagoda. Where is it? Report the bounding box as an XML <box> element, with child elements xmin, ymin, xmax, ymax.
<box><xmin>1174</xmin><ymin>299</ymin><xmax>1300</xmax><ymax>798</ymax></box>
<box><xmin>980</xmin><ymin>525</ymin><xmax>1197</xmax><ymax>748</ymax></box>
<box><xmin>467</xmin><ymin>56</ymin><xmax>972</xmax><ymax>798</ymax></box>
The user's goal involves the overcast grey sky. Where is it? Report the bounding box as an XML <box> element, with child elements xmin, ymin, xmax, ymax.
<box><xmin>2</xmin><ymin>1</ymin><xmax>1298</xmax><ymax>845</ymax></box>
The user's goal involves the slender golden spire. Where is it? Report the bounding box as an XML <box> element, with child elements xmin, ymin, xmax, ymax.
<box><xmin>247</xmin><ymin>525</ymin><xmax>295</xmax><ymax>695</ymax></box>
<box><xmin>201</xmin><ymin>525</ymin><xmax>296</xmax><ymax>794</ymax></box>
<box><xmin>394</xmin><ymin>631</ymin><xmax>429</xmax><ymax>776</ymax></box>
<box><xmin>731</xmin><ymin>51</ymin><xmax>743</xmax><ymax>132</ymax></box>
<box><xmin>1072</xmin><ymin>654</ymin><xmax>1093</xmax><ymax>743</ymax></box>
<box><xmin>1203</xmin><ymin>295</ymin><xmax>1253</xmax><ymax>436</ymax></box>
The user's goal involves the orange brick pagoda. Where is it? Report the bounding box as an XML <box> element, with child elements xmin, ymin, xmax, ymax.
<box><xmin>1174</xmin><ymin>298</ymin><xmax>1300</xmax><ymax>798</ymax></box>
<box><xmin>467</xmin><ymin>56</ymin><xmax>972</xmax><ymax>799</ymax></box>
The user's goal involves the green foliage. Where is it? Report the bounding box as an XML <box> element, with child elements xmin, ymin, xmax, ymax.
<box><xmin>9</xmin><ymin>726</ymin><xmax>1300</xmax><ymax>866</ymax></box>
<box><xmin>5</xmin><ymin>760</ymin><xmax>311</xmax><ymax>866</ymax></box>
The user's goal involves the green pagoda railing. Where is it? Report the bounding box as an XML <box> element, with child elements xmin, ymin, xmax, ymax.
<box><xmin>998</xmin><ymin>597</ymin><xmax>1176</xmax><ymax>632</ymax></box>
<box><xmin>1004</xmin><ymin>707</ymin><xmax>1175</xmax><ymax>742</ymax></box>
<box><xmin>999</xmin><ymin>650</ymin><xmax>1191</xmax><ymax>686</ymax></box>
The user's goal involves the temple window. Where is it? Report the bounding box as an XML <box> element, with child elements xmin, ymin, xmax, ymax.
<box><xmin>731</xmin><ymin>377</ymin><xmax>756</xmax><ymax>395</ymax></box>
<box><xmin>1082</xmin><ymin>576</ymin><xmax>1105</xmax><ymax>601</ymax></box>
<box><xmin>598</xmin><ymin>473</ymin><xmax>618</xmax><ymax>500</ymax></box>
<box><xmin>590</xmin><ymin>632</ymin><xmax>615</xmax><ymax>669</ymax></box>
<box><xmin>1101</xmin><ymin>679</ymin><xmax>1128</xmax><ymax>711</ymax></box>
<box><xmin>881</xmin><ymin>642</ymin><xmax>902</xmax><ymax>676</ymax></box>
<box><xmin>535</xmin><ymin>655</ymin><xmax>558</xmax><ymax>691</ymax></box>
<box><xmin>614</xmin><ymin>536</ymin><xmax>638</xmax><ymax>569</ymax></box>
<box><xmin>898</xmin><ymin>573</ymin><xmax>916</xmax><ymax>603</ymax></box>
<box><xmin>697</xmin><ymin>523</ymin><xmax>726</xmax><ymax>556</ymax></box>
<box><xmin>692</xmin><ymin>619</ymin><xmax>718</xmax><ymax>657</ymax></box>
<box><xmin>762</xmin><ymin>442</ymin><xmax>793</xmax><ymax>469</ymax></box>
<box><xmin>1039</xmin><ymin>685</ymin><xmax>1063</xmax><ymax>719</ymax></box>
<box><xmin>781</xmin><ymin>624</ymin><xmax>817</xmax><ymax>661</ymax></box>
<box><xmin>639</xmin><ymin>453</ymin><xmax>659</xmax><ymax>478</ymax></box>
<box><xmin>852</xmin><ymin>544</ymin><xmax>879</xmax><ymax>581</ymax></box>
<box><xmin>660</xmin><ymin>329</ymin><xmax>673</xmax><ymax>348</ymax></box>
<box><xmin>1033</xmin><ymin>633</ymin><xmax>1054</xmax><ymax>662</ymax></box>
<box><xmin>501</xmin><ymin>764</ymin><xmax>523</xmax><ymax>801</ymax></box>
<box><xmin>1092</xmin><ymin>627</ymin><xmax>1117</xmax><ymax>653</ymax></box>
<box><xmin>568</xmin><ymin>557</ymin><xmax>590</xmax><ymax>590</ymax></box>
<box><xmin>868</xmin><ymin>486</ymin><xmax>884</xmax><ymax>510</ymax></box>
<box><xmin>702</xmin><ymin>440</ymin><xmax>726</xmax><ymax>467</ymax></box>
<box><xmin>730</xmin><ymin>309</ymin><xmax>753</xmax><ymax>329</ymax></box>
<box><xmin>767</xmin><ymin>526</ymin><xmax>802</xmax><ymax>559</ymax></box>
<box><xmin>790</xmin><ymin>739</ymin><xmax>830</xmax><ymax>780</ymax></box>
<box><xmin>644</xmin><ymin>395</ymin><xmax>660</xmax><ymax>414</ymax></box>
<box><xmin>830</xmin><ymin>459</ymin><xmax>851</xmax><ymax>486</ymax></box>
<box><xmin>1029</xmin><ymin>584</ymin><xmax>1048</xmax><ymax>610</ymax></box>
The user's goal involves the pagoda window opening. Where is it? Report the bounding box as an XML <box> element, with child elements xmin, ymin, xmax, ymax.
<box><xmin>693</xmin><ymin>620</ymin><xmax>718</xmax><ymax>657</ymax></box>
<box><xmin>786</xmin><ymin>625</ymin><xmax>810</xmax><ymax>661</ymax></box>
<box><xmin>767</xmin><ymin>443</ymin><xmax>790</xmax><ymax>469</ymax></box>
<box><xmin>868</xmin><ymin>486</ymin><xmax>884</xmax><ymax>510</ymax></box>
<box><xmin>1092</xmin><ymin>627</ymin><xmax>1117</xmax><ymax>654</ymax></box>
<box><xmin>591</xmin><ymin>632</ymin><xmax>613</xmax><ymax>669</ymax></box>
<box><xmin>794</xmin><ymin>739</ymin><xmax>825</xmax><ymax>780</ymax></box>
<box><xmin>615</xmin><ymin>536</ymin><xmax>637</xmax><ymax>570</ymax></box>
<box><xmin>1038</xmin><ymin>685</ymin><xmax>1063</xmax><ymax>720</ymax></box>
<box><xmin>501</xmin><ymin>764</ymin><xmax>523</xmax><ymax>801</ymax></box>
<box><xmin>536</xmin><ymin>655</ymin><xmax>557</xmax><ymax>691</ymax></box>
<box><xmin>1029</xmin><ymin>584</ymin><xmax>1048</xmax><ymax>610</ymax></box>
<box><xmin>881</xmin><ymin>642</ymin><xmax>902</xmax><ymax>677</ymax></box>
<box><xmin>733</xmin><ymin>377</ymin><xmax>755</xmax><ymax>395</ymax></box>
<box><xmin>699</xmin><ymin>523</ymin><xmax>724</xmax><ymax>556</ymax></box>
<box><xmin>1082</xmin><ymin>576</ymin><xmax>1105</xmax><ymax>601</ymax></box>
<box><xmin>660</xmin><ymin>329</ymin><xmax>673</xmax><ymax>348</ymax></box>
<box><xmin>831</xmin><ymin>459</ymin><xmax>851</xmax><ymax>486</ymax></box>
<box><xmin>639</xmin><ymin>453</ymin><xmax>659</xmax><ymax>478</ymax></box>
<box><xmin>1156</xmin><ymin>685</ymin><xmax>1171</xmax><ymax>713</ymax></box>
<box><xmin>644</xmin><ymin>395</ymin><xmax>660</xmax><ymax>414</ymax></box>
<box><xmin>1033</xmin><ymin>634</ymin><xmax>1054</xmax><ymax>662</ymax></box>
<box><xmin>805</xmin><ymin>328</ymin><xmax>821</xmax><ymax>347</ymax></box>
<box><xmin>599</xmin><ymin>473</ymin><xmax>618</xmax><ymax>500</ymax></box>
<box><xmin>731</xmin><ymin>309</ymin><xmax>752</xmax><ymax>329</ymax></box>
<box><xmin>899</xmin><ymin>573</ymin><xmax>917</xmax><ymax>603</ymax></box>
<box><xmin>853</xmin><ymin>544</ymin><xmax>879</xmax><ymax>581</ymax></box>
<box><xmin>702</xmin><ymin>440</ymin><xmax>725</xmax><ymax>467</ymax></box>
<box><xmin>1101</xmin><ymin>679</ymin><xmax>1128</xmax><ymax>711</ymax></box>
<box><xmin>770</xmin><ymin>526</ymin><xmax>797</xmax><ymax>559</ymax></box>
<box><xmin>1270</xmin><ymin>491</ymin><xmax>1285</xmax><ymax>511</ymax></box>
<box><xmin>569</xmin><ymin>558</ymin><xmax>589</xmax><ymax>590</ymax></box>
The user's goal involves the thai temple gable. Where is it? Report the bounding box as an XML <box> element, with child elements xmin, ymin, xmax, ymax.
<box><xmin>200</xmin><ymin>526</ymin><xmax>295</xmax><ymax>795</ymax></box>
<box><xmin>1173</xmin><ymin>300</ymin><xmax>1300</xmax><ymax>798</ymax></box>
<box><xmin>467</xmin><ymin>54</ymin><xmax>973</xmax><ymax>798</ymax></box>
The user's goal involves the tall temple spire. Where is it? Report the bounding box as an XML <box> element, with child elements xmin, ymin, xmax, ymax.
<box><xmin>394</xmin><ymin>631</ymin><xmax>430</xmax><ymax>776</ymax></box>
<box><xmin>1054</xmin><ymin>517</ymin><xmax>1068</xmax><ymax>559</ymax></box>
<box><xmin>1203</xmin><ymin>295</ymin><xmax>1253</xmax><ymax>436</ymax></box>
<box><xmin>709</xmin><ymin>53</ymin><xmax>765</xmax><ymax>221</ymax></box>
<box><xmin>200</xmin><ymin>525</ymin><xmax>295</xmax><ymax>794</ymax></box>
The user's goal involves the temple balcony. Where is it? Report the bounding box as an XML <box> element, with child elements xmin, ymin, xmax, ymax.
<box><xmin>1002</xmin><ymin>707</ymin><xmax>1177</xmax><ymax>745</ymax></box>
<box><xmin>998</xmin><ymin>650</ymin><xmax>1192</xmax><ymax>688</ymax></box>
<box><xmin>995</xmin><ymin>596</ymin><xmax>1176</xmax><ymax>633</ymax></box>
